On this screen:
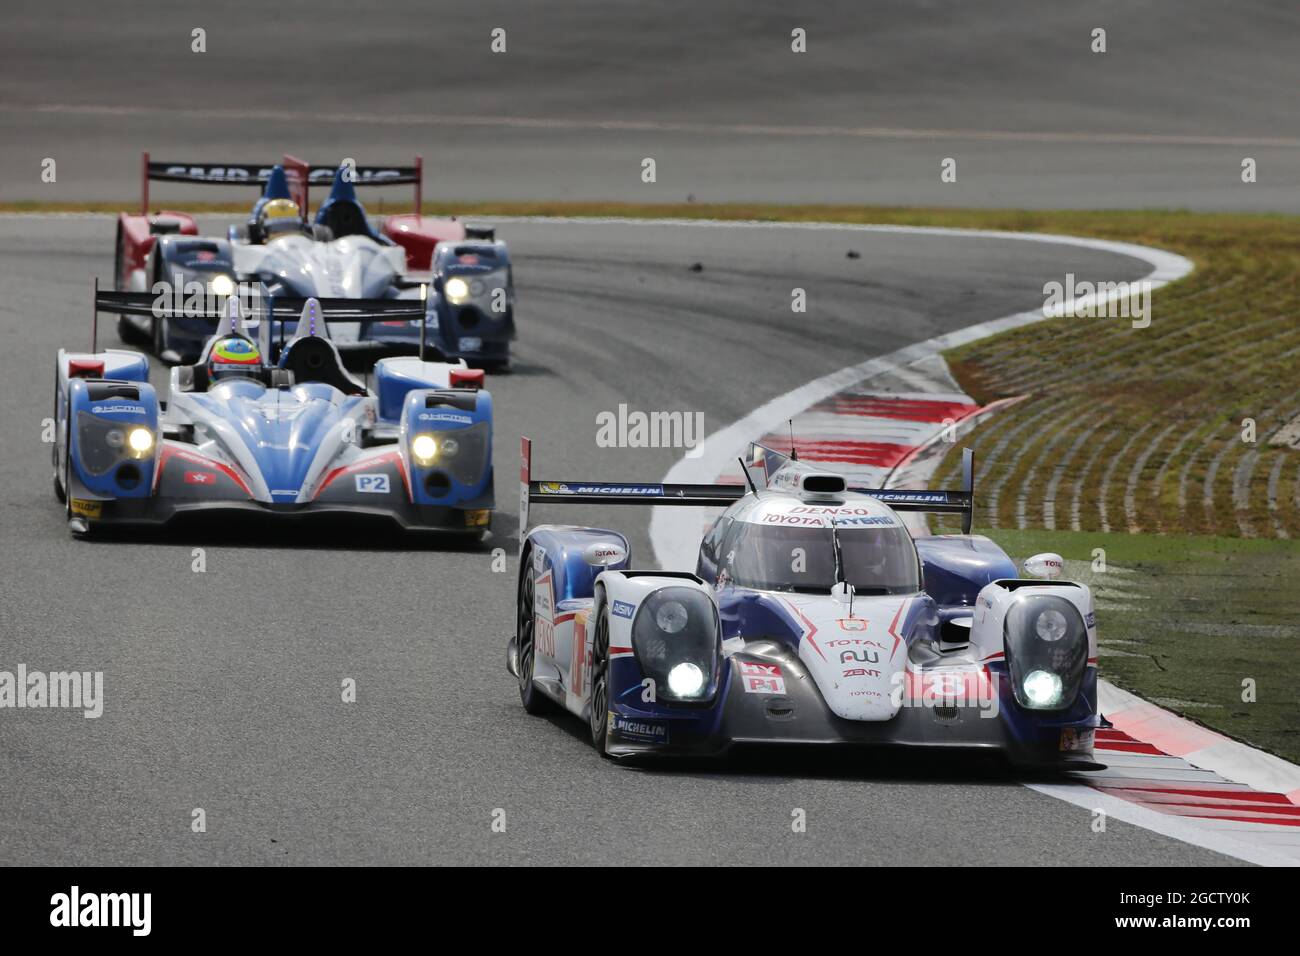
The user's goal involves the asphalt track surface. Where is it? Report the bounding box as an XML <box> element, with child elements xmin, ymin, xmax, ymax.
<box><xmin>2</xmin><ymin>0</ymin><xmax>1299</xmax><ymax>210</ymax></box>
<box><xmin>0</xmin><ymin>214</ymin><xmax>1243</xmax><ymax>866</ymax></box>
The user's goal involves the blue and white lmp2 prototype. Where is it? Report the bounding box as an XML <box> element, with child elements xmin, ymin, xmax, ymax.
<box><xmin>52</xmin><ymin>294</ymin><xmax>494</xmax><ymax>536</ymax></box>
<box><xmin>115</xmin><ymin>153</ymin><xmax>514</xmax><ymax>366</ymax></box>
<box><xmin>508</xmin><ymin>438</ymin><xmax>1102</xmax><ymax>768</ymax></box>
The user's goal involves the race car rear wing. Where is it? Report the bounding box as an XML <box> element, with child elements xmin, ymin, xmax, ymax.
<box><xmin>93</xmin><ymin>285</ymin><xmax>430</xmax><ymax>357</ymax></box>
<box><xmin>518</xmin><ymin>436</ymin><xmax>747</xmax><ymax>546</ymax></box>
<box><xmin>519</xmin><ymin>437</ymin><xmax>976</xmax><ymax>543</ymax></box>
<box><xmin>139</xmin><ymin>151</ymin><xmax>424</xmax><ymax>214</ymax></box>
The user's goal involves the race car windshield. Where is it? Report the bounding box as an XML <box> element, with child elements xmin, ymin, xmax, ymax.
<box><xmin>722</xmin><ymin>522</ymin><xmax>919</xmax><ymax>595</ymax></box>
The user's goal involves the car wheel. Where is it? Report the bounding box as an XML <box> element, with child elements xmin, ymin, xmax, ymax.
<box><xmin>516</xmin><ymin>551</ymin><xmax>552</xmax><ymax>715</ymax></box>
<box><xmin>62</xmin><ymin>412</ymin><xmax>73</xmax><ymax>521</ymax></box>
<box><xmin>588</xmin><ymin>605</ymin><xmax>611</xmax><ymax>757</ymax></box>
<box><xmin>152</xmin><ymin>312</ymin><xmax>171</xmax><ymax>363</ymax></box>
<box><xmin>51</xmin><ymin>375</ymin><xmax>65</xmax><ymax>503</ymax></box>
<box><xmin>117</xmin><ymin>313</ymin><xmax>145</xmax><ymax>346</ymax></box>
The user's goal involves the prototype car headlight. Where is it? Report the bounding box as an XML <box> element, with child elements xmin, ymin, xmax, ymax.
<box><xmin>443</xmin><ymin>277</ymin><xmax>470</xmax><ymax>304</ymax></box>
<box><xmin>1004</xmin><ymin>594</ymin><xmax>1088</xmax><ymax>711</ymax></box>
<box><xmin>667</xmin><ymin>662</ymin><xmax>705</xmax><ymax>698</ymax></box>
<box><xmin>125</xmin><ymin>426</ymin><xmax>155</xmax><ymax>458</ymax></box>
<box><xmin>1022</xmin><ymin>670</ymin><xmax>1064</xmax><ymax>707</ymax></box>
<box><xmin>411</xmin><ymin>433</ymin><xmax>438</xmax><ymax>465</ymax></box>
<box><xmin>209</xmin><ymin>274</ymin><xmax>235</xmax><ymax>297</ymax></box>
<box><xmin>631</xmin><ymin>587</ymin><xmax>719</xmax><ymax>703</ymax></box>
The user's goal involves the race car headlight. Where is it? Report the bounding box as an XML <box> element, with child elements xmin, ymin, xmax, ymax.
<box><xmin>667</xmin><ymin>662</ymin><xmax>706</xmax><ymax>698</ymax></box>
<box><xmin>125</xmin><ymin>426</ymin><xmax>155</xmax><ymax>458</ymax></box>
<box><xmin>411</xmin><ymin>433</ymin><xmax>438</xmax><ymax>466</ymax></box>
<box><xmin>1022</xmin><ymin>670</ymin><xmax>1064</xmax><ymax>708</ymax></box>
<box><xmin>1003</xmin><ymin>594</ymin><xmax>1088</xmax><ymax>711</ymax></box>
<box><xmin>208</xmin><ymin>274</ymin><xmax>235</xmax><ymax>297</ymax></box>
<box><xmin>631</xmin><ymin>586</ymin><xmax>719</xmax><ymax>703</ymax></box>
<box><xmin>443</xmin><ymin>277</ymin><xmax>470</xmax><ymax>304</ymax></box>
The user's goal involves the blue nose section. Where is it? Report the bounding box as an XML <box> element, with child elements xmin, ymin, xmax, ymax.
<box><xmin>211</xmin><ymin>389</ymin><xmax>341</xmax><ymax>502</ymax></box>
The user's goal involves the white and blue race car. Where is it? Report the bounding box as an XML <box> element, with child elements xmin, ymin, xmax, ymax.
<box><xmin>53</xmin><ymin>293</ymin><xmax>494</xmax><ymax>536</ymax></box>
<box><xmin>114</xmin><ymin>152</ymin><xmax>513</xmax><ymax>366</ymax></box>
<box><xmin>508</xmin><ymin>439</ymin><xmax>1102</xmax><ymax>768</ymax></box>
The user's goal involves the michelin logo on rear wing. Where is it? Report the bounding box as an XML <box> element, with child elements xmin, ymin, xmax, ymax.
<box><xmin>536</xmin><ymin>482</ymin><xmax>665</xmax><ymax>496</ymax></box>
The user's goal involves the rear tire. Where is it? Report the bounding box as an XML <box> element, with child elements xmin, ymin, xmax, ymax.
<box><xmin>588</xmin><ymin>606</ymin><xmax>611</xmax><ymax>757</ymax></box>
<box><xmin>516</xmin><ymin>549</ymin><xmax>552</xmax><ymax>715</ymax></box>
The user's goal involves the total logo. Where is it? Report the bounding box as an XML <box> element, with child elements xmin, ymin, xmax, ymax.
<box><xmin>583</xmin><ymin>541</ymin><xmax>627</xmax><ymax>566</ymax></box>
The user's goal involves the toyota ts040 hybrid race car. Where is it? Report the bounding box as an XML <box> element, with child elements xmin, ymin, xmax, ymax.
<box><xmin>52</xmin><ymin>292</ymin><xmax>494</xmax><ymax>536</ymax></box>
<box><xmin>507</xmin><ymin>439</ymin><xmax>1102</xmax><ymax>768</ymax></box>
<box><xmin>113</xmin><ymin>152</ymin><xmax>515</xmax><ymax>366</ymax></box>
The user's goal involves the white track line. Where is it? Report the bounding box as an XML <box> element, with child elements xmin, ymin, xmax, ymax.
<box><xmin>11</xmin><ymin>103</ymin><xmax>1300</xmax><ymax>148</ymax></box>
<box><xmin>1025</xmin><ymin>783</ymin><xmax>1300</xmax><ymax>867</ymax></box>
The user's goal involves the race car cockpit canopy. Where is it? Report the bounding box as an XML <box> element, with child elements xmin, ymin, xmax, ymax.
<box><xmin>314</xmin><ymin>165</ymin><xmax>382</xmax><ymax>241</ymax></box>
<box><xmin>276</xmin><ymin>299</ymin><xmax>367</xmax><ymax>396</ymax></box>
<box><xmin>720</xmin><ymin>501</ymin><xmax>921</xmax><ymax>595</ymax></box>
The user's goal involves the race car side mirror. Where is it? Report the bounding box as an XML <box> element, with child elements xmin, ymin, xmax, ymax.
<box><xmin>1023</xmin><ymin>552</ymin><xmax>1064</xmax><ymax>580</ymax></box>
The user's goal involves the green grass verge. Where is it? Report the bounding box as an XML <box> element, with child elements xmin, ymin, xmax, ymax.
<box><xmin>991</xmin><ymin>529</ymin><xmax>1300</xmax><ymax>765</ymax></box>
<box><xmin>9</xmin><ymin>198</ymin><xmax>1297</xmax><ymax>763</ymax></box>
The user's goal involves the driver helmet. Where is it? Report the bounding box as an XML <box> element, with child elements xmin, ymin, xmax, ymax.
<box><xmin>208</xmin><ymin>336</ymin><xmax>263</xmax><ymax>383</ymax></box>
<box><xmin>257</xmin><ymin>197</ymin><xmax>302</xmax><ymax>240</ymax></box>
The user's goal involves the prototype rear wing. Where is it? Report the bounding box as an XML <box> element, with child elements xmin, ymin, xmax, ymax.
<box><xmin>848</xmin><ymin>447</ymin><xmax>976</xmax><ymax>534</ymax></box>
<box><xmin>139</xmin><ymin>151</ymin><xmax>424</xmax><ymax>214</ymax></box>
<box><xmin>95</xmin><ymin>290</ymin><xmax>425</xmax><ymax>324</ymax></box>
<box><xmin>92</xmin><ymin>282</ymin><xmax>429</xmax><ymax>355</ymax></box>
<box><xmin>519</xmin><ymin>437</ymin><xmax>746</xmax><ymax>548</ymax></box>
<box><xmin>518</xmin><ymin>438</ymin><xmax>976</xmax><ymax>549</ymax></box>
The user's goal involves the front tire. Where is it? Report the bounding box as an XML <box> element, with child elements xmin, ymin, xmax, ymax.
<box><xmin>52</xmin><ymin>375</ymin><xmax>66</xmax><ymax>503</ymax></box>
<box><xmin>152</xmin><ymin>312</ymin><xmax>171</xmax><ymax>363</ymax></box>
<box><xmin>516</xmin><ymin>550</ymin><xmax>552</xmax><ymax>715</ymax></box>
<box><xmin>588</xmin><ymin>605</ymin><xmax>611</xmax><ymax>756</ymax></box>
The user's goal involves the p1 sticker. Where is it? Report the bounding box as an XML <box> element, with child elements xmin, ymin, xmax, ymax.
<box><xmin>355</xmin><ymin>473</ymin><xmax>390</xmax><ymax>494</ymax></box>
<box><xmin>738</xmin><ymin>660</ymin><xmax>786</xmax><ymax>695</ymax></box>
